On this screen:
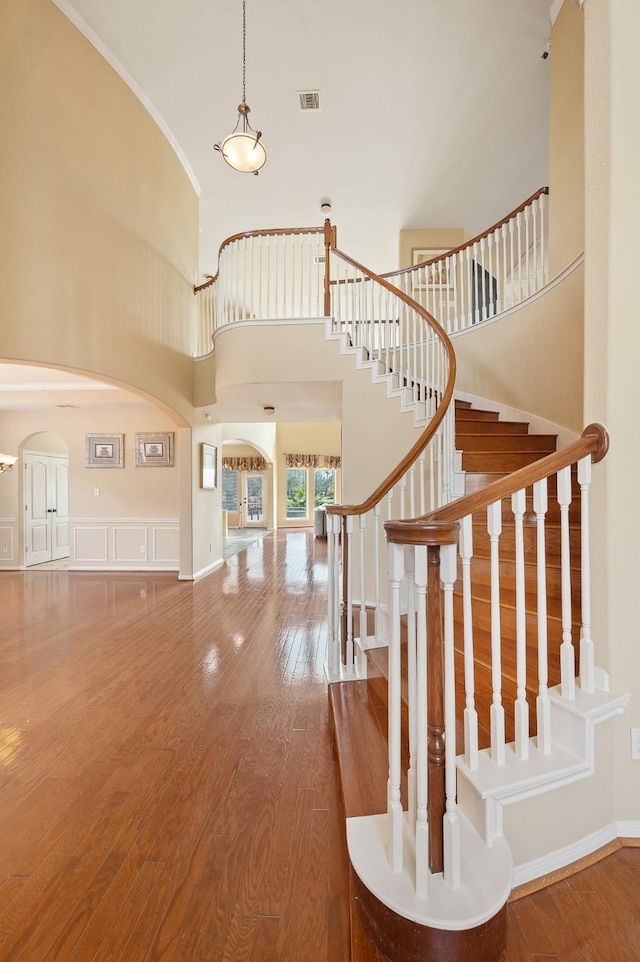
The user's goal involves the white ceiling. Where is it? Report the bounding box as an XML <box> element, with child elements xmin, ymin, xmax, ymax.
<box><xmin>52</xmin><ymin>0</ymin><xmax>552</xmax><ymax>278</ymax></box>
<box><xmin>3</xmin><ymin>0</ymin><xmax>552</xmax><ymax>419</ymax></box>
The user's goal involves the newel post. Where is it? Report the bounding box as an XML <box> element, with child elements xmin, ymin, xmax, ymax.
<box><xmin>384</xmin><ymin>517</ymin><xmax>459</xmax><ymax>879</ymax></box>
<box><xmin>323</xmin><ymin>218</ymin><xmax>333</xmax><ymax>317</ymax></box>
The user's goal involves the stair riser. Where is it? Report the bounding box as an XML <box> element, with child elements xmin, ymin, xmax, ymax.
<box><xmin>456</xmin><ymin>435</ymin><xmax>557</xmax><ymax>452</ymax></box>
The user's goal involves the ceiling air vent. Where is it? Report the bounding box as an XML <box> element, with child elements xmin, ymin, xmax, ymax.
<box><xmin>298</xmin><ymin>90</ymin><xmax>320</xmax><ymax>112</ymax></box>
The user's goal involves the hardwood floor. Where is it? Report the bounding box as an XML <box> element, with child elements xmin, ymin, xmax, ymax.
<box><xmin>0</xmin><ymin>529</ymin><xmax>637</xmax><ymax>961</ymax></box>
<box><xmin>0</xmin><ymin>531</ymin><xmax>349</xmax><ymax>961</ymax></box>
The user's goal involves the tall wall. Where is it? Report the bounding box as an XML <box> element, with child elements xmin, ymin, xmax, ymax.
<box><xmin>0</xmin><ymin>0</ymin><xmax>224</xmax><ymax>579</ymax></box>
<box><xmin>548</xmin><ymin>2</ymin><xmax>585</xmax><ymax>275</ymax></box>
<box><xmin>0</xmin><ymin>0</ymin><xmax>198</xmax><ymax>419</ymax></box>
<box><xmin>583</xmin><ymin>0</ymin><xmax>640</xmax><ymax>829</ymax></box>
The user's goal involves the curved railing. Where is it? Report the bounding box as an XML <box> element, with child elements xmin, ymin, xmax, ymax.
<box><xmin>384</xmin><ymin>187</ymin><xmax>549</xmax><ymax>334</ymax></box>
<box><xmin>194</xmin><ymin>225</ymin><xmax>329</xmax><ymax>355</ymax></box>
<box><xmin>325</xmin><ymin>237</ymin><xmax>457</xmax><ymax>680</ymax></box>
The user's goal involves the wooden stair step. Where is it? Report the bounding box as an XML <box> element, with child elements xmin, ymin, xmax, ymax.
<box><xmin>455</xmin><ymin>418</ymin><xmax>530</xmax><ymax>435</ymax></box>
<box><xmin>461</xmin><ymin>450</ymin><xmax>556</xmax><ymax>471</ymax></box>
<box><xmin>329</xmin><ymin>680</ymin><xmax>388</xmax><ymax>820</ymax></box>
<box><xmin>455</xmin><ymin>433</ymin><xmax>557</xmax><ymax>453</ymax></box>
<box><xmin>454</xmin><ymin>407</ymin><xmax>500</xmax><ymax>421</ymax></box>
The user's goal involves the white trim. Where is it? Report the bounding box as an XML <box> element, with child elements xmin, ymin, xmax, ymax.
<box><xmin>454</xmin><ymin>391</ymin><xmax>579</xmax><ymax>451</ymax></box>
<box><xmin>49</xmin><ymin>0</ymin><xmax>200</xmax><ymax>196</ymax></box>
<box><xmin>179</xmin><ymin>558</ymin><xmax>224</xmax><ymax>582</ymax></box>
<box><xmin>69</xmin><ymin>565</ymin><xmax>179</xmax><ymax>573</ymax></box>
<box><xmin>550</xmin><ymin>0</ymin><xmax>565</xmax><ymax>25</ymax></box>
<box><xmin>71</xmin><ymin>517</ymin><xmax>179</xmax><ymax>524</ymax></box>
<box><xmin>449</xmin><ymin>252</ymin><xmax>584</xmax><ymax>340</ymax></box>
<box><xmin>617</xmin><ymin>820</ymin><xmax>640</xmax><ymax>838</ymax></box>
<box><xmin>513</xmin><ymin>822</ymin><xmax>620</xmax><ymax>887</ymax></box>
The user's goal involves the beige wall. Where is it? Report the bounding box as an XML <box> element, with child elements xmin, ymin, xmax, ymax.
<box><xmin>453</xmin><ymin>259</ymin><xmax>584</xmax><ymax>435</ymax></box>
<box><xmin>398</xmin><ymin>228</ymin><xmax>467</xmax><ymax>270</ymax></box>
<box><xmin>209</xmin><ymin>322</ymin><xmax>426</xmax><ymax>507</ymax></box>
<box><xmin>0</xmin><ymin>406</ymin><xmax>181</xmax><ymax>568</ymax></box>
<box><xmin>583</xmin><ymin>0</ymin><xmax>640</xmax><ymax>825</ymax></box>
<box><xmin>0</xmin><ymin>0</ymin><xmax>198</xmax><ymax>421</ymax></box>
<box><xmin>548</xmin><ymin>2</ymin><xmax>585</xmax><ymax>275</ymax></box>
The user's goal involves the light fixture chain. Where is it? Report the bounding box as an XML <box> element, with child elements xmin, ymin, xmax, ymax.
<box><xmin>242</xmin><ymin>0</ymin><xmax>246</xmax><ymax>105</ymax></box>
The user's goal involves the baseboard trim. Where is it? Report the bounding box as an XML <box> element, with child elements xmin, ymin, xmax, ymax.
<box><xmin>179</xmin><ymin>558</ymin><xmax>224</xmax><ymax>582</ymax></box>
<box><xmin>511</xmin><ymin>821</ymin><xmax>640</xmax><ymax>892</ymax></box>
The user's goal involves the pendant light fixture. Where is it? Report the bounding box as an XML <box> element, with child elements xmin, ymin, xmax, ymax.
<box><xmin>214</xmin><ymin>0</ymin><xmax>266</xmax><ymax>175</ymax></box>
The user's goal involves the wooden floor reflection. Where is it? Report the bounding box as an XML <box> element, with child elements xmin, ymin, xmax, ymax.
<box><xmin>0</xmin><ymin>530</ymin><xmax>349</xmax><ymax>961</ymax></box>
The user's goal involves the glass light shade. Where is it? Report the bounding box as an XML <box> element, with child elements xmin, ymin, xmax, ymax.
<box><xmin>219</xmin><ymin>131</ymin><xmax>266</xmax><ymax>173</ymax></box>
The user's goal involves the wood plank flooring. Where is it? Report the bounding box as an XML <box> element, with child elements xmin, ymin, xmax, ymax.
<box><xmin>0</xmin><ymin>531</ymin><xmax>349</xmax><ymax>961</ymax></box>
<box><xmin>0</xmin><ymin>529</ymin><xmax>638</xmax><ymax>961</ymax></box>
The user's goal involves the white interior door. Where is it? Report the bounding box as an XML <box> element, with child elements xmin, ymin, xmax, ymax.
<box><xmin>50</xmin><ymin>457</ymin><xmax>70</xmax><ymax>560</ymax></box>
<box><xmin>24</xmin><ymin>453</ymin><xmax>70</xmax><ymax>566</ymax></box>
<box><xmin>243</xmin><ymin>473</ymin><xmax>266</xmax><ymax>527</ymax></box>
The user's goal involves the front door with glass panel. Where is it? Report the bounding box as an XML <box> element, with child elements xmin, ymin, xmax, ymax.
<box><xmin>243</xmin><ymin>473</ymin><xmax>265</xmax><ymax>527</ymax></box>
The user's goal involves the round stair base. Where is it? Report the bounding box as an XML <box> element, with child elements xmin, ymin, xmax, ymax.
<box><xmin>351</xmin><ymin>867</ymin><xmax>507</xmax><ymax>962</ymax></box>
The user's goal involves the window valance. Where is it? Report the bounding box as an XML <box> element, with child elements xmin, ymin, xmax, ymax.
<box><xmin>284</xmin><ymin>453</ymin><xmax>342</xmax><ymax>469</ymax></box>
<box><xmin>222</xmin><ymin>456</ymin><xmax>268</xmax><ymax>472</ymax></box>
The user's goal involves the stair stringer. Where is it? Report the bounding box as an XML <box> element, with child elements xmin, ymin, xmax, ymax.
<box><xmin>324</xmin><ymin>322</ymin><xmax>433</xmax><ymax>429</ymax></box>
<box><xmin>456</xmin><ymin>681</ymin><xmax>630</xmax><ymax>871</ymax></box>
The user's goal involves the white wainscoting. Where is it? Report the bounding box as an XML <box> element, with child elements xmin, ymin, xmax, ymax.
<box><xmin>70</xmin><ymin>519</ymin><xmax>179</xmax><ymax>570</ymax></box>
<box><xmin>0</xmin><ymin>519</ymin><xmax>18</xmax><ymax>566</ymax></box>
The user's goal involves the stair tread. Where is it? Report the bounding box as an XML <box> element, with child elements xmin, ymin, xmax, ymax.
<box><xmin>329</xmin><ymin>680</ymin><xmax>388</xmax><ymax>820</ymax></box>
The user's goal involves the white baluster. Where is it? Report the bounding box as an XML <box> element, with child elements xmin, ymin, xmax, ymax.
<box><xmin>399</xmin><ymin>474</ymin><xmax>407</xmax><ymax>520</ymax></box>
<box><xmin>413</xmin><ymin>545</ymin><xmax>429</xmax><ymax>899</ymax></box>
<box><xmin>441</xmin><ymin>542</ymin><xmax>460</xmax><ymax>889</ymax></box>
<box><xmin>578</xmin><ymin>456</ymin><xmax>595</xmax><ymax>693</ymax></box>
<box><xmin>419</xmin><ymin>450</ymin><xmax>427</xmax><ymax>516</ymax></box>
<box><xmin>325</xmin><ymin>513</ymin><xmax>338</xmax><ymax>678</ymax></box>
<box><xmin>524</xmin><ymin>204</ymin><xmax>531</xmax><ymax>298</ymax></box>
<box><xmin>373</xmin><ymin>503</ymin><xmax>382</xmax><ymax>644</ymax></box>
<box><xmin>488</xmin><ymin>501</ymin><xmax>505</xmax><ymax>765</ymax></box>
<box><xmin>501</xmin><ymin>223</ymin><xmax>508</xmax><ymax>310</ymax></box>
<box><xmin>359</xmin><ymin>513</ymin><xmax>367</xmax><ymax>671</ymax></box>
<box><xmin>540</xmin><ymin>191</ymin><xmax>548</xmax><ymax>285</ymax></box>
<box><xmin>460</xmin><ymin>515</ymin><xmax>479</xmax><ymax>770</ymax></box>
<box><xmin>405</xmin><ymin>546</ymin><xmax>417</xmax><ymax>834</ymax></box>
<box><xmin>534</xmin><ymin>479</ymin><xmax>551</xmax><ymax>753</ymax></box>
<box><xmin>512</xmin><ymin>488</ymin><xmax>530</xmax><ymax>760</ymax></box>
<box><xmin>466</xmin><ymin>246</ymin><xmax>473</xmax><ymax>328</ymax></box>
<box><xmin>387</xmin><ymin>541</ymin><xmax>405</xmax><ymax>873</ymax></box>
<box><xmin>557</xmin><ymin>466</ymin><xmax>576</xmax><ymax>699</ymax></box>
<box><xmin>345</xmin><ymin>515</ymin><xmax>354</xmax><ymax>672</ymax></box>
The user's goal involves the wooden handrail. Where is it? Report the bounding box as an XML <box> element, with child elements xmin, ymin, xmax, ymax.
<box><xmin>194</xmin><ymin>224</ymin><xmax>327</xmax><ymax>293</ymax></box>
<box><xmin>382</xmin><ymin>187</ymin><xmax>549</xmax><ymax>283</ymax></box>
<box><xmin>384</xmin><ymin>423</ymin><xmax>608</xmax><ymax>545</ymax></box>
<box><xmin>325</xmin><ymin>247</ymin><xmax>457</xmax><ymax>519</ymax></box>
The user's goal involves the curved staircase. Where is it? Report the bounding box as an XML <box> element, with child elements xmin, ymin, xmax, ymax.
<box><xmin>329</xmin><ymin>401</ymin><xmax>627</xmax><ymax>961</ymax></box>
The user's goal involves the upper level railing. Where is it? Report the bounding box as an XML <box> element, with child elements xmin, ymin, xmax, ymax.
<box><xmin>193</xmin><ymin>188</ymin><xmax>548</xmax><ymax>354</ymax></box>
<box><xmin>194</xmin><ymin>226</ymin><xmax>329</xmax><ymax>355</ymax></box>
<box><xmin>380</xmin><ymin>423</ymin><xmax>608</xmax><ymax>894</ymax></box>
<box><xmin>383</xmin><ymin>188</ymin><xmax>548</xmax><ymax>334</ymax></box>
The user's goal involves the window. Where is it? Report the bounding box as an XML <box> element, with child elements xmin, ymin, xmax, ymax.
<box><xmin>314</xmin><ymin>469</ymin><xmax>335</xmax><ymax>507</ymax></box>
<box><xmin>222</xmin><ymin>468</ymin><xmax>238</xmax><ymax>511</ymax></box>
<box><xmin>286</xmin><ymin>468</ymin><xmax>308</xmax><ymax>519</ymax></box>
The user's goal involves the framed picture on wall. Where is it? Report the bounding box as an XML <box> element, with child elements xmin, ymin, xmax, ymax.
<box><xmin>201</xmin><ymin>442</ymin><xmax>217</xmax><ymax>489</ymax></box>
<box><xmin>85</xmin><ymin>433</ymin><xmax>124</xmax><ymax>468</ymax></box>
<box><xmin>135</xmin><ymin>432</ymin><xmax>174</xmax><ymax>467</ymax></box>
<box><xmin>411</xmin><ymin>248</ymin><xmax>451</xmax><ymax>290</ymax></box>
